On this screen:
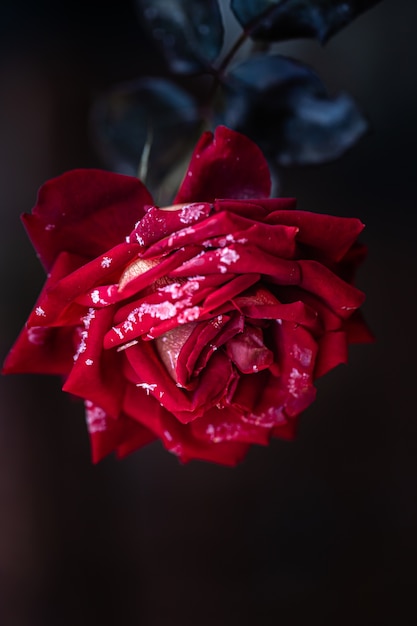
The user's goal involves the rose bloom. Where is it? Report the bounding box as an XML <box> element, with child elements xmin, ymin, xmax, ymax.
<box><xmin>3</xmin><ymin>127</ymin><xmax>371</xmax><ymax>465</ymax></box>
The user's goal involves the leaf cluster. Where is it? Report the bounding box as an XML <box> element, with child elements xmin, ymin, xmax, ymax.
<box><xmin>92</xmin><ymin>0</ymin><xmax>382</xmax><ymax>197</ymax></box>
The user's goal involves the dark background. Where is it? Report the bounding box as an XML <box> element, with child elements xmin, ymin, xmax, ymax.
<box><xmin>1</xmin><ymin>1</ymin><xmax>416</xmax><ymax>624</ymax></box>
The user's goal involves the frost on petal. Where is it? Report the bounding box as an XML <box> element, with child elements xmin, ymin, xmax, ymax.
<box><xmin>85</xmin><ymin>400</ymin><xmax>156</xmax><ymax>463</ymax></box>
<box><xmin>2</xmin><ymin>325</ymin><xmax>75</xmax><ymax>375</ymax></box>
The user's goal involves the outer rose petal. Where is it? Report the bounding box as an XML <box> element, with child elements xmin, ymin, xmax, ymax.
<box><xmin>123</xmin><ymin>385</ymin><xmax>249</xmax><ymax>466</ymax></box>
<box><xmin>2</xmin><ymin>326</ymin><xmax>75</xmax><ymax>376</ymax></box>
<box><xmin>29</xmin><ymin>242</ymin><xmax>140</xmax><ymax>329</ymax></box>
<box><xmin>84</xmin><ymin>400</ymin><xmax>156</xmax><ymax>464</ymax></box>
<box><xmin>298</xmin><ymin>260</ymin><xmax>365</xmax><ymax>318</ymax></box>
<box><xmin>2</xmin><ymin>251</ymin><xmax>85</xmax><ymax>375</ymax></box>
<box><xmin>314</xmin><ymin>331</ymin><xmax>348</xmax><ymax>378</ymax></box>
<box><xmin>191</xmin><ymin>406</ymin><xmax>272</xmax><ymax>446</ymax></box>
<box><xmin>344</xmin><ymin>310</ymin><xmax>375</xmax><ymax>343</ymax></box>
<box><xmin>175</xmin><ymin>126</ymin><xmax>271</xmax><ymax>203</ymax></box>
<box><xmin>265</xmin><ymin>210</ymin><xmax>364</xmax><ymax>262</ymax></box>
<box><xmin>63</xmin><ymin>307</ymin><xmax>126</xmax><ymax>418</ymax></box>
<box><xmin>23</xmin><ymin>169</ymin><xmax>153</xmax><ymax>271</ymax></box>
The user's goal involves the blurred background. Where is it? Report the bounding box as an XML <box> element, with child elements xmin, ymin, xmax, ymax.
<box><xmin>0</xmin><ymin>0</ymin><xmax>416</xmax><ymax>624</ymax></box>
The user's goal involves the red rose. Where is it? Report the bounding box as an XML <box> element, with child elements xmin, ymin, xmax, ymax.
<box><xmin>3</xmin><ymin>126</ymin><xmax>371</xmax><ymax>465</ymax></box>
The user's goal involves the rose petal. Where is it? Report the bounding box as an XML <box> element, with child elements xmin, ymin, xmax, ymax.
<box><xmin>175</xmin><ymin>126</ymin><xmax>271</xmax><ymax>203</ymax></box>
<box><xmin>231</xmin><ymin>371</ymin><xmax>270</xmax><ymax>415</ymax></box>
<box><xmin>214</xmin><ymin>197</ymin><xmax>296</xmax><ymax>217</ymax></box>
<box><xmin>203</xmin><ymin>274</ymin><xmax>261</xmax><ymax>312</ymax></box>
<box><xmin>226</xmin><ymin>325</ymin><xmax>274</xmax><ymax>374</ymax></box>
<box><xmin>268</xmin><ymin>321</ymin><xmax>317</xmax><ymax>418</ymax></box>
<box><xmin>159</xmin><ymin>413</ymin><xmax>250</xmax><ymax>466</ymax></box>
<box><xmin>314</xmin><ymin>331</ymin><xmax>348</xmax><ymax>378</ymax></box>
<box><xmin>241</xmin><ymin>322</ymin><xmax>317</xmax><ymax>426</ymax></box>
<box><xmin>272</xmin><ymin>421</ymin><xmax>297</xmax><ymax>441</ymax></box>
<box><xmin>276</xmin><ymin>286</ymin><xmax>343</xmax><ymax>333</ymax></box>
<box><xmin>23</xmin><ymin>169</ymin><xmax>153</xmax><ymax>270</ymax></box>
<box><xmin>123</xmin><ymin>383</ymin><xmax>250</xmax><ymax>465</ymax></box>
<box><xmin>172</xmin><ymin>243</ymin><xmax>301</xmax><ymax>283</ymax></box>
<box><xmin>131</xmin><ymin>203</ymin><xmax>212</xmax><ymax>248</ymax></box>
<box><xmin>234</xmin><ymin>288</ymin><xmax>320</xmax><ymax>333</ymax></box>
<box><xmin>265</xmin><ymin>210</ymin><xmax>364</xmax><ymax>262</ymax></box>
<box><xmin>298</xmin><ymin>260</ymin><xmax>365</xmax><ymax>318</ymax></box>
<box><xmin>158</xmin><ymin>313</ymin><xmax>244</xmax><ymax>388</ymax></box>
<box><xmin>192</xmin><ymin>313</ymin><xmax>245</xmax><ymax>377</ymax></box>
<box><xmin>142</xmin><ymin>209</ymin><xmax>257</xmax><ymax>259</ymax></box>
<box><xmin>344</xmin><ymin>310</ymin><xmax>375</xmax><ymax>343</ymax></box>
<box><xmin>336</xmin><ymin>242</ymin><xmax>368</xmax><ymax>283</ymax></box>
<box><xmin>27</xmin><ymin>243</ymin><xmax>140</xmax><ymax>328</ymax></box>
<box><xmin>105</xmin><ymin>274</ymin><xmax>206</xmax><ymax>349</ymax></box>
<box><xmin>233</xmin><ymin>223</ymin><xmax>298</xmax><ymax>259</ymax></box>
<box><xmin>63</xmin><ymin>307</ymin><xmax>126</xmax><ymax>418</ymax></box>
<box><xmin>155</xmin><ymin>322</ymin><xmax>198</xmax><ymax>385</ymax></box>
<box><xmin>191</xmin><ymin>406</ymin><xmax>271</xmax><ymax>446</ymax></box>
<box><xmin>84</xmin><ymin>401</ymin><xmax>155</xmax><ymax>463</ymax></box>
<box><xmin>2</xmin><ymin>325</ymin><xmax>75</xmax><ymax>376</ymax></box>
<box><xmin>115</xmin><ymin>421</ymin><xmax>157</xmax><ymax>460</ymax></box>
<box><xmin>2</xmin><ymin>251</ymin><xmax>84</xmax><ymax>375</ymax></box>
<box><xmin>117</xmin><ymin>245</ymin><xmax>202</xmax><ymax>301</ymax></box>
<box><xmin>128</xmin><ymin>340</ymin><xmax>237</xmax><ymax>424</ymax></box>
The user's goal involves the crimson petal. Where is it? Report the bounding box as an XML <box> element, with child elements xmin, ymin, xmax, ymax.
<box><xmin>174</xmin><ymin>126</ymin><xmax>271</xmax><ymax>203</ymax></box>
<box><xmin>63</xmin><ymin>307</ymin><xmax>126</xmax><ymax>418</ymax></box>
<box><xmin>27</xmin><ymin>243</ymin><xmax>140</xmax><ymax>328</ymax></box>
<box><xmin>84</xmin><ymin>401</ymin><xmax>155</xmax><ymax>464</ymax></box>
<box><xmin>214</xmin><ymin>198</ymin><xmax>296</xmax><ymax>217</ymax></box>
<box><xmin>2</xmin><ymin>250</ymin><xmax>84</xmax><ymax>375</ymax></box>
<box><xmin>226</xmin><ymin>325</ymin><xmax>273</xmax><ymax>374</ymax></box>
<box><xmin>266</xmin><ymin>210</ymin><xmax>364</xmax><ymax>262</ymax></box>
<box><xmin>172</xmin><ymin>243</ymin><xmax>301</xmax><ymax>283</ymax></box>
<box><xmin>124</xmin><ymin>384</ymin><xmax>249</xmax><ymax>465</ymax></box>
<box><xmin>192</xmin><ymin>406</ymin><xmax>271</xmax><ymax>446</ymax></box>
<box><xmin>23</xmin><ymin>169</ymin><xmax>153</xmax><ymax>271</ymax></box>
<box><xmin>2</xmin><ymin>325</ymin><xmax>75</xmax><ymax>376</ymax></box>
<box><xmin>131</xmin><ymin>203</ymin><xmax>212</xmax><ymax>248</ymax></box>
<box><xmin>299</xmin><ymin>260</ymin><xmax>365</xmax><ymax>318</ymax></box>
<box><xmin>314</xmin><ymin>331</ymin><xmax>348</xmax><ymax>378</ymax></box>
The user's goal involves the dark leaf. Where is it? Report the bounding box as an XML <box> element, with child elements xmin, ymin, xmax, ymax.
<box><xmin>230</xmin><ymin>0</ymin><xmax>382</xmax><ymax>44</ymax></box>
<box><xmin>91</xmin><ymin>78</ymin><xmax>201</xmax><ymax>199</ymax></box>
<box><xmin>217</xmin><ymin>55</ymin><xmax>368</xmax><ymax>165</ymax></box>
<box><xmin>137</xmin><ymin>0</ymin><xmax>224</xmax><ymax>73</ymax></box>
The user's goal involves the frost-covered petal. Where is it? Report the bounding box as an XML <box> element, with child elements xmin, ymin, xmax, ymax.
<box><xmin>124</xmin><ymin>385</ymin><xmax>249</xmax><ymax>465</ymax></box>
<box><xmin>27</xmin><ymin>243</ymin><xmax>140</xmax><ymax>329</ymax></box>
<box><xmin>85</xmin><ymin>401</ymin><xmax>156</xmax><ymax>463</ymax></box>
<box><xmin>2</xmin><ymin>325</ymin><xmax>75</xmax><ymax>376</ymax></box>
<box><xmin>172</xmin><ymin>243</ymin><xmax>301</xmax><ymax>283</ymax></box>
<box><xmin>63</xmin><ymin>307</ymin><xmax>126</xmax><ymax>418</ymax></box>
<box><xmin>191</xmin><ymin>406</ymin><xmax>271</xmax><ymax>446</ymax></box>
<box><xmin>2</xmin><ymin>250</ymin><xmax>84</xmax><ymax>375</ymax></box>
<box><xmin>131</xmin><ymin>203</ymin><xmax>212</xmax><ymax>248</ymax></box>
